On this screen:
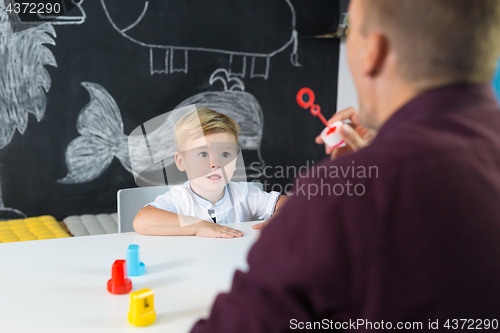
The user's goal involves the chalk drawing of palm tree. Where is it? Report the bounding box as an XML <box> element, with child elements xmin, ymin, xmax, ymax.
<box><xmin>0</xmin><ymin>3</ymin><xmax>57</xmax><ymax>218</ymax></box>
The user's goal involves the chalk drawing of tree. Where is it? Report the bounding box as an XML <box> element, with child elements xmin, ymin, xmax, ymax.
<box><xmin>0</xmin><ymin>3</ymin><xmax>57</xmax><ymax>218</ymax></box>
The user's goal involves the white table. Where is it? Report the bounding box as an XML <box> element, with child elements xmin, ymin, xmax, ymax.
<box><xmin>0</xmin><ymin>222</ymin><xmax>261</xmax><ymax>333</ymax></box>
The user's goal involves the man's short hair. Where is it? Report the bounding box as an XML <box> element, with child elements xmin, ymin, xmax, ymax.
<box><xmin>174</xmin><ymin>108</ymin><xmax>240</xmax><ymax>151</ymax></box>
<box><xmin>361</xmin><ymin>0</ymin><xmax>500</xmax><ymax>83</ymax></box>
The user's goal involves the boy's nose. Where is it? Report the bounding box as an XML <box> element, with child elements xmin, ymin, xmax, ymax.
<box><xmin>210</xmin><ymin>156</ymin><xmax>221</xmax><ymax>169</ymax></box>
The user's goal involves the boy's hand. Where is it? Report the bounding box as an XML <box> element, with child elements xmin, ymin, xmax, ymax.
<box><xmin>194</xmin><ymin>221</ymin><xmax>244</xmax><ymax>238</ymax></box>
<box><xmin>315</xmin><ymin>107</ymin><xmax>377</xmax><ymax>160</ymax></box>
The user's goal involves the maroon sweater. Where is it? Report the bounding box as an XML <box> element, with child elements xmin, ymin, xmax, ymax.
<box><xmin>191</xmin><ymin>84</ymin><xmax>500</xmax><ymax>332</ymax></box>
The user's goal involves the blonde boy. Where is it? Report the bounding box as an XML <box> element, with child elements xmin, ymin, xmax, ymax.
<box><xmin>134</xmin><ymin>108</ymin><xmax>286</xmax><ymax>238</ymax></box>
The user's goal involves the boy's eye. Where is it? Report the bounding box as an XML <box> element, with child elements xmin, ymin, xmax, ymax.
<box><xmin>221</xmin><ymin>152</ymin><xmax>231</xmax><ymax>158</ymax></box>
<box><xmin>199</xmin><ymin>152</ymin><xmax>209</xmax><ymax>158</ymax></box>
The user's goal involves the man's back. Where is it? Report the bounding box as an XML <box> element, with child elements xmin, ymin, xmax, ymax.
<box><xmin>336</xmin><ymin>83</ymin><xmax>500</xmax><ymax>324</ymax></box>
<box><xmin>191</xmin><ymin>83</ymin><xmax>500</xmax><ymax>332</ymax></box>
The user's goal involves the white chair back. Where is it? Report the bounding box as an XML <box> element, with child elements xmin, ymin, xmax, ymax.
<box><xmin>117</xmin><ymin>186</ymin><xmax>170</xmax><ymax>233</ymax></box>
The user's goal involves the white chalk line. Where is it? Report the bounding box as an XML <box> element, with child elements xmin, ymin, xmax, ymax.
<box><xmin>100</xmin><ymin>0</ymin><xmax>300</xmax><ymax>77</ymax></box>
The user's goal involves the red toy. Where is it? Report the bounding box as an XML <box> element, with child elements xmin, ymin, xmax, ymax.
<box><xmin>297</xmin><ymin>87</ymin><xmax>331</xmax><ymax>128</ymax></box>
<box><xmin>297</xmin><ymin>87</ymin><xmax>345</xmax><ymax>148</ymax></box>
<box><xmin>107</xmin><ymin>259</ymin><xmax>132</xmax><ymax>294</ymax></box>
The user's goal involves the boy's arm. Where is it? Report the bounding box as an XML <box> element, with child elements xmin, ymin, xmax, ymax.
<box><xmin>274</xmin><ymin>195</ymin><xmax>289</xmax><ymax>213</ymax></box>
<box><xmin>133</xmin><ymin>206</ymin><xmax>243</xmax><ymax>238</ymax></box>
<box><xmin>251</xmin><ymin>195</ymin><xmax>288</xmax><ymax>230</ymax></box>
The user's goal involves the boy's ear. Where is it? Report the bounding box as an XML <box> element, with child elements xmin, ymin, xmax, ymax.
<box><xmin>174</xmin><ymin>152</ymin><xmax>185</xmax><ymax>172</ymax></box>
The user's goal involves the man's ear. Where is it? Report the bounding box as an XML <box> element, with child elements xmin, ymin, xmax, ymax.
<box><xmin>174</xmin><ymin>152</ymin><xmax>185</xmax><ymax>172</ymax></box>
<box><xmin>364</xmin><ymin>32</ymin><xmax>389</xmax><ymax>77</ymax></box>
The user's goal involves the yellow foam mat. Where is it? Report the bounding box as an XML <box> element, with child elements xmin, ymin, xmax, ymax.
<box><xmin>0</xmin><ymin>216</ymin><xmax>71</xmax><ymax>243</ymax></box>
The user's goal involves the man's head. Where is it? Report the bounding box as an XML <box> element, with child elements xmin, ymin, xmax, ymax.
<box><xmin>174</xmin><ymin>108</ymin><xmax>240</xmax><ymax>195</ymax></box>
<box><xmin>347</xmin><ymin>0</ymin><xmax>500</xmax><ymax>128</ymax></box>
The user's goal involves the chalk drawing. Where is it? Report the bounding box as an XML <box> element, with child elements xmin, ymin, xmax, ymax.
<box><xmin>38</xmin><ymin>0</ymin><xmax>87</xmax><ymax>26</ymax></box>
<box><xmin>128</xmin><ymin>68</ymin><xmax>265</xmax><ymax>185</ymax></box>
<box><xmin>100</xmin><ymin>0</ymin><xmax>300</xmax><ymax>79</ymax></box>
<box><xmin>127</xmin><ymin>104</ymin><xmax>195</xmax><ymax>186</ymax></box>
<box><xmin>0</xmin><ymin>2</ymin><xmax>57</xmax><ymax>219</ymax></box>
<box><xmin>59</xmin><ymin>82</ymin><xmax>132</xmax><ymax>184</ymax></box>
<box><xmin>0</xmin><ymin>7</ymin><xmax>57</xmax><ymax>148</ymax></box>
<box><xmin>61</xmin><ymin>71</ymin><xmax>265</xmax><ymax>185</ymax></box>
<box><xmin>0</xmin><ymin>183</ymin><xmax>26</xmax><ymax>219</ymax></box>
<box><xmin>3</xmin><ymin>0</ymin><xmax>86</xmax><ymax>30</ymax></box>
<box><xmin>176</xmin><ymin>69</ymin><xmax>265</xmax><ymax>171</ymax></box>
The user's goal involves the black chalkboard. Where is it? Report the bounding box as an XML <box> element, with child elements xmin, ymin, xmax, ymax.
<box><xmin>0</xmin><ymin>0</ymin><xmax>341</xmax><ymax>220</ymax></box>
<box><xmin>341</xmin><ymin>0</ymin><xmax>349</xmax><ymax>13</ymax></box>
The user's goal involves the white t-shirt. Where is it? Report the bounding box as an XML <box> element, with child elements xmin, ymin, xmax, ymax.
<box><xmin>147</xmin><ymin>181</ymin><xmax>280</xmax><ymax>224</ymax></box>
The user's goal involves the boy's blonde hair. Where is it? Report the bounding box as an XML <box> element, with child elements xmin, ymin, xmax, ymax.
<box><xmin>174</xmin><ymin>108</ymin><xmax>240</xmax><ymax>151</ymax></box>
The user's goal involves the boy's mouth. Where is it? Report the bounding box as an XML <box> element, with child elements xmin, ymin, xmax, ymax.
<box><xmin>207</xmin><ymin>173</ymin><xmax>222</xmax><ymax>182</ymax></box>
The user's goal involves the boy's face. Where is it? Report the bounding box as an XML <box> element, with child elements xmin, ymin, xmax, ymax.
<box><xmin>175</xmin><ymin>132</ymin><xmax>239</xmax><ymax>195</ymax></box>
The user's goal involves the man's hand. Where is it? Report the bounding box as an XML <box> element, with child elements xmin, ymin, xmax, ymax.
<box><xmin>251</xmin><ymin>221</ymin><xmax>268</xmax><ymax>230</ymax></box>
<box><xmin>194</xmin><ymin>221</ymin><xmax>244</xmax><ymax>238</ymax></box>
<box><xmin>315</xmin><ymin>107</ymin><xmax>377</xmax><ymax>159</ymax></box>
<box><xmin>251</xmin><ymin>195</ymin><xmax>288</xmax><ymax>231</ymax></box>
